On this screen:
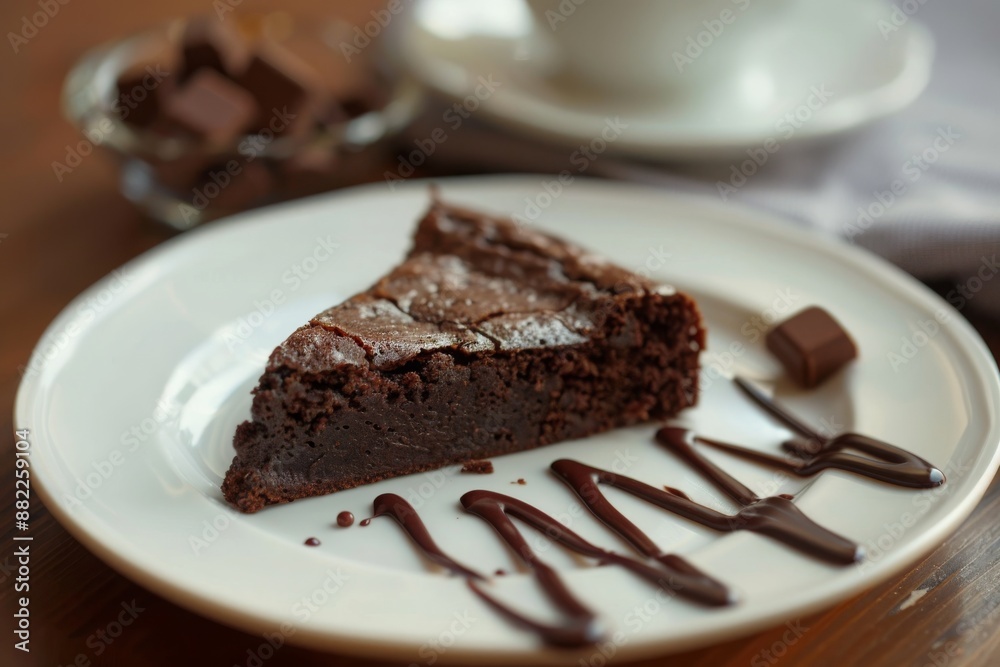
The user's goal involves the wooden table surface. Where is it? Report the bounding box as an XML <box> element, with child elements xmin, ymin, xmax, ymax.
<box><xmin>3</xmin><ymin>1</ymin><xmax>1000</xmax><ymax>665</ymax></box>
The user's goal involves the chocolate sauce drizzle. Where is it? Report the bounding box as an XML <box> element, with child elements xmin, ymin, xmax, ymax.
<box><xmin>554</xmin><ymin>454</ymin><xmax>854</xmax><ymax>570</ymax></box>
<box><xmin>371</xmin><ymin>493</ymin><xmax>484</xmax><ymax>580</ymax></box>
<box><xmin>732</xmin><ymin>376</ymin><xmax>944</xmax><ymax>488</ymax></box>
<box><xmin>370</xmin><ymin>491</ymin><xmax>730</xmax><ymax>647</ymax></box>
<box><xmin>464</xmin><ymin>490</ymin><xmax>735</xmax><ymax>645</ymax></box>
<box><xmin>649</xmin><ymin>430</ymin><xmax>861</xmax><ymax>564</ymax></box>
<box><xmin>355</xmin><ymin>376</ymin><xmax>946</xmax><ymax>648</ymax></box>
<box><xmin>459</xmin><ymin>491</ymin><xmax>604</xmax><ymax>647</ymax></box>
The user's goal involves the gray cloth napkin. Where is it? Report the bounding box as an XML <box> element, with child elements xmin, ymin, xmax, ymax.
<box><xmin>403</xmin><ymin>0</ymin><xmax>1000</xmax><ymax>316</ymax></box>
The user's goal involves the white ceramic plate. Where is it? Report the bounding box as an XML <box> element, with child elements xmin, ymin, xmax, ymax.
<box><xmin>398</xmin><ymin>0</ymin><xmax>934</xmax><ymax>160</ymax></box>
<box><xmin>17</xmin><ymin>176</ymin><xmax>999</xmax><ymax>664</ymax></box>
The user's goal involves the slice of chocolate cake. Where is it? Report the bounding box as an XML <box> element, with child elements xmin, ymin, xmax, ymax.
<box><xmin>223</xmin><ymin>197</ymin><xmax>704</xmax><ymax>512</ymax></box>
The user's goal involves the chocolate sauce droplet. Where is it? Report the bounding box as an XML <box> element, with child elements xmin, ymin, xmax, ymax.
<box><xmin>304</xmin><ymin>537</ymin><xmax>321</xmax><ymax>547</ymax></box>
<box><xmin>336</xmin><ymin>511</ymin><xmax>355</xmax><ymax>527</ymax></box>
<box><xmin>495</xmin><ymin>569</ymin><xmax>506</xmax><ymax>576</ymax></box>
<box><xmin>359</xmin><ymin>518</ymin><xmax>371</xmax><ymax>527</ymax></box>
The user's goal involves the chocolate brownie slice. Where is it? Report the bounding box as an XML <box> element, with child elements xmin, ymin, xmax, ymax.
<box><xmin>223</xmin><ymin>197</ymin><xmax>704</xmax><ymax>512</ymax></box>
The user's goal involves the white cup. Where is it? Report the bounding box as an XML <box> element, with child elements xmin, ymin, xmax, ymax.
<box><xmin>525</xmin><ymin>0</ymin><xmax>794</xmax><ymax>96</ymax></box>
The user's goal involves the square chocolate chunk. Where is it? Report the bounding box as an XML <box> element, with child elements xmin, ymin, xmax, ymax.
<box><xmin>238</xmin><ymin>44</ymin><xmax>315</xmax><ymax>134</ymax></box>
<box><xmin>766</xmin><ymin>306</ymin><xmax>858</xmax><ymax>388</ymax></box>
<box><xmin>162</xmin><ymin>69</ymin><xmax>258</xmax><ymax>145</ymax></box>
<box><xmin>115</xmin><ymin>67</ymin><xmax>166</xmax><ymax>127</ymax></box>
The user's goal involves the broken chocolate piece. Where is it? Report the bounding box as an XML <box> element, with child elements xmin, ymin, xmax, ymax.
<box><xmin>766</xmin><ymin>306</ymin><xmax>857</xmax><ymax>388</ymax></box>
<box><xmin>180</xmin><ymin>16</ymin><xmax>249</xmax><ymax>80</ymax></box>
<box><xmin>238</xmin><ymin>43</ymin><xmax>316</xmax><ymax>134</ymax></box>
<box><xmin>162</xmin><ymin>69</ymin><xmax>257</xmax><ymax>144</ymax></box>
<box><xmin>115</xmin><ymin>65</ymin><xmax>170</xmax><ymax>127</ymax></box>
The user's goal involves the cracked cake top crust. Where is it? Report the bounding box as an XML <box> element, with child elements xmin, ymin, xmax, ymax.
<box><xmin>271</xmin><ymin>197</ymin><xmax>677</xmax><ymax>374</ymax></box>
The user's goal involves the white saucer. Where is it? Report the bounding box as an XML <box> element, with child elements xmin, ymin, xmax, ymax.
<box><xmin>398</xmin><ymin>0</ymin><xmax>934</xmax><ymax>160</ymax></box>
<box><xmin>16</xmin><ymin>176</ymin><xmax>1000</xmax><ymax>663</ymax></box>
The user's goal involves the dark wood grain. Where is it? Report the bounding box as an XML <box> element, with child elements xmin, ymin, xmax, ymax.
<box><xmin>2</xmin><ymin>1</ymin><xmax>1000</xmax><ymax>666</ymax></box>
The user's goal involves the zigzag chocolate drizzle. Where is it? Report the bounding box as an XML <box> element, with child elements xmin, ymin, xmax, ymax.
<box><xmin>552</xmin><ymin>449</ymin><xmax>861</xmax><ymax>566</ymax></box>
<box><xmin>651</xmin><ymin>428</ymin><xmax>862</xmax><ymax>564</ymax></box>
<box><xmin>370</xmin><ymin>491</ymin><xmax>730</xmax><ymax>647</ymax></box>
<box><xmin>729</xmin><ymin>376</ymin><xmax>945</xmax><ymax>488</ymax></box>
<box><xmin>357</xmin><ymin>377</ymin><xmax>946</xmax><ymax>648</ymax></box>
